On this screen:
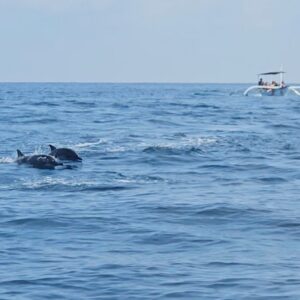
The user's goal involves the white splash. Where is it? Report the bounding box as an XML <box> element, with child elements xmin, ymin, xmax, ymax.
<box><xmin>106</xmin><ymin>146</ymin><xmax>127</xmax><ymax>153</ymax></box>
<box><xmin>183</xmin><ymin>136</ymin><xmax>219</xmax><ymax>147</ymax></box>
<box><xmin>142</xmin><ymin>135</ymin><xmax>219</xmax><ymax>151</ymax></box>
<box><xmin>32</xmin><ymin>145</ymin><xmax>45</xmax><ymax>155</ymax></box>
<box><xmin>0</xmin><ymin>157</ymin><xmax>15</xmax><ymax>163</ymax></box>
<box><xmin>21</xmin><ymin>177</ymin><xmax>97</xmax><ymax>189</ymax></box>
<box><xmin>73</xmin><ymin>139</ymin><xmax>107</xmax><ymax>149</ymax></box>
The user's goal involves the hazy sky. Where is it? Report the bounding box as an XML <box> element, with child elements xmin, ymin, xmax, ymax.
<box><xmin>0</xmin><ymin>0</ymin><xmax>299</xmax><ymax>82</ymax></box>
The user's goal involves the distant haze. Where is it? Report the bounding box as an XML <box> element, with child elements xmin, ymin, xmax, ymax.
<box><xmin>0</xmin><ymin>0</ymin><xmax>299</xmax><ymax>83</ymax></box>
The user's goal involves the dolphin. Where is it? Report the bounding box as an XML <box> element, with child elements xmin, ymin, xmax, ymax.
<box><xmin>16</xmin><ymin>150</ymin><xmax>63</xmax><ymax>169</ymax></box>
<box><xmin>49</xmin><ymin>145</ymin><xmax>82</xmax><ymax>161</ymax></box>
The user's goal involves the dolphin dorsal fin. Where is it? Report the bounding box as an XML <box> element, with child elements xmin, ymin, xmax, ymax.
<box><xmin>49</xmin><ymin>145</ymin><xmax>56</xmax><ymax>151</ymax></box>
<box><xmin>17</xmin><ymin>149</ymin><xmax>24</xmax><ymax>157</ymax></box>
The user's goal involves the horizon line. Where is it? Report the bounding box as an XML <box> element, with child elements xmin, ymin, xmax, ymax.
<box><xmin>0</xmin><ymin>81</ymin><xmax>257</xmax><ymax>84</ymax></box>
<box><xmin>0</xmin><ymin>81</ymin><xmax>299</xmax><ymax>85</ymax></box>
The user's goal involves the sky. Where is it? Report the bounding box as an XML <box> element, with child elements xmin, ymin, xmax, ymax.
<box><xmin>0</xmin><ymin>0</ymin><xmax>299</xmax><ymax>83</ymax></box>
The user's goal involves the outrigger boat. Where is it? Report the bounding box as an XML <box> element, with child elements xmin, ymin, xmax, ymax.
<box><xmin>244</xmin><ymin>71</ymin><xmax>300</xmax><ymax>96</ymax></box>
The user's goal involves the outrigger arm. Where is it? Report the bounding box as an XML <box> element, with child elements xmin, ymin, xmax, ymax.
<box><xmin>288</xmin><ymin>86</ymin><xmax>300</xmax><ymax>96</ymax></box>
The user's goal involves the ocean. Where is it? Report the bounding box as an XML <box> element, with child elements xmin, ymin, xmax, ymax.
<box><xmin>0</xmin><ymin>83</ymin><xmax>300</xmax><ymax>299</ymax></box>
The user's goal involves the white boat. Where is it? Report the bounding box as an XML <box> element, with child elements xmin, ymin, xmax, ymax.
<box><xmin>244</xmin><ymin>71</ymin><xmax>300</xmax><ymax>96</ymax></box>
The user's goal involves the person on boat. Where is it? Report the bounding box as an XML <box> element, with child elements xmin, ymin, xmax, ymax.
<box><xmin>281</xmin><ymin>81</ymin><xmax>286</xmax><ymax>87</ymax></box>
<box><xmin>258</xmin><ymin>78</ymin><xmax>264</xmax><ymax>86</ymax></box>
<box><xmin>261</xmin><ymin>82</ymin><xmax>273</xmax><ymax>94</ymax></box>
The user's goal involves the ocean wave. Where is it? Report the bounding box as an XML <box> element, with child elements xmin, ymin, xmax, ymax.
<box><xmin>116</xmin><ymin>174</ymin><xmax>170</xmax><ymax>185</ymax></box>
<box><xmin>277</xmin><ymin>222</ymin><xmax>300</xmax><ymax>228</ymax></box>
<box><xmin>142</xmin><ymin>136</ymin><xmax>219</xmax><ymax>155</ymax></box>
<box><xmin>58</xmin><ymin>135</ymin><xmax>221</xmax><ymax>156</ymax></box>
<box><xmin>194</xmin><ymin>206</ymin><xmax>265</xmax><ymax>217</ymax></box>
<box><xmin>255</xmin><ymin>177</ymin><xmax>288</xmax><ymax>184</ymax></box>
<box><xmin>32</xmin><ymin>101</ymin><xmax>60</xmax><ymax>107</ymax></box>
<box><xmin>151</xmin><ymin>204</ymin><xmax>270</xmax><ymax>221</ymax></box>
<box><xmin>205</xmin><ymin>261</ymin><xmax>256</xmax><ymax>267</ymax></box>
<box><xmin>3</xmin><ymin>217</ymin><xmax>68</xmax><ymax>228</ymax></box>
<box><xmin>134</xmin><ymin>232</ymin><xmax>189</xmax><ymax>245</ymax></box>
<box><xmin>78</xmin><ymin>185</ymin><xmax>129</xmax><ymax>192</ymax></box>
<box><xmin>45</xmin><ymin>135</ymin><xmax>220</xmax><ymax>157</ymax></box>
<box><xmin>193</xmin><ymin>90</ymin><xmax>224</xmax><ymax>97</ymax></box>
<box><xmin>19</xmin><ymin>177</ymin><xmax>130</xmax><ymax>192</ymax></box>
<box><xmin>18</xmin><ymin>117</ymin><xmax>58</xmax><ymax>124</ymax></box>
<box><xmin>143</xmin><ymin>145</ymin><xmax>203</xmax><ymax>155</ymax></box>
<box><xmin>2</xmin><ymin>83</ymin><xmax>300</xmax><ymax>299</ymax></box>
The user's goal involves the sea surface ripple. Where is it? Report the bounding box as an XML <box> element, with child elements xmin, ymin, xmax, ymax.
<box><xmin>0</xmin><ymin>83</ymin><xmax>300</xmax><ymax>299</ymax></box>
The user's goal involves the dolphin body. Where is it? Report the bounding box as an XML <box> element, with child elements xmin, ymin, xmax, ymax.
<box><xmin>16</xmin><ymin>150</ymin><xmax>63</xmax><ymax>169</ymax></box>
<box><xmin>49</xmin><ymin>145</ymin><xmax>82</xmax><ymax>161</ymax></box>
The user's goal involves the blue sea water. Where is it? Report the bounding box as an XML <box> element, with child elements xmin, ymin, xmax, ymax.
<box><xmin>0</xmin><ymin>83</ymin><xmax>300</xmax><ymax>299</ymax></box>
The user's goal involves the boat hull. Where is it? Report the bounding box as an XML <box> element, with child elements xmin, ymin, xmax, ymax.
<box><xmin>244</xmin><ymin>85</ymin><xmax>288</xmax><ymax>96</ymax></box>
<box><xmin>259</xmin><ymin>86</ymin><xmax>288</xmax><ymax>96</ymax></box>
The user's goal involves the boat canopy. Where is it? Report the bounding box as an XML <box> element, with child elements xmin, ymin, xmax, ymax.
<box><xmin>258</xmin><ymin>71</ymin><xmax>285</xmax><ymax>76</ymax></box>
